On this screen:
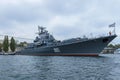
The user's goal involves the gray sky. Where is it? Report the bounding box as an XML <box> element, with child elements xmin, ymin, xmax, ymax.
<box><xmin>0</xmin><ymin>0</ymin><xmax>119</xmax><ymax>43</ymax></box>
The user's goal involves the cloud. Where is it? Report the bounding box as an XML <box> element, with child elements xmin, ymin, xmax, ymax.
<box><xmin>0</xmin><ymin>0</ymin><xmax>119</xmax><ymax>43</ymax></box>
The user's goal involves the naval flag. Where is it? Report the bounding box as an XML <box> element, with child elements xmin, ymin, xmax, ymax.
<box><xmin>109</xmin><ymin>22</ymin><xmax>116</xmax><ymax>27</ymax></box>
<box><xmin>109</xmin><ymin>22</ymin><xmax>116</xmax><ymax>34</ymax></box>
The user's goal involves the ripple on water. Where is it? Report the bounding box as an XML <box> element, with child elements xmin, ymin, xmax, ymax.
<box><xmin>0</xmin><ymin>54</ymin><xmax>120</xmax><ymax>80</ymax></box>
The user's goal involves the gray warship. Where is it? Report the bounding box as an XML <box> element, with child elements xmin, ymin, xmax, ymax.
<box><xmin>16</xmin><ymin>26</ymin><xmax>117</xmax><ymax>56</ymax></box>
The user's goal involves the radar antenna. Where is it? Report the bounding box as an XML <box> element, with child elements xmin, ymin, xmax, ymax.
<box><xmin>38</xmin><ymin>25</ymin><xmax>46</xmax><ymax>34</ymax></box>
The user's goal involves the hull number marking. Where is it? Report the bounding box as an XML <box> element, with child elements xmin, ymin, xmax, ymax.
<box><xmin>54</xmin><ymin>48</ymin><xmax>60</xmax><ymax>52</ymax></box>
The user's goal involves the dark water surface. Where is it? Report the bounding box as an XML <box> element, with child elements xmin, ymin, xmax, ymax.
<box><xmin>0</xmin><ymin>54</ymin><xmax>120</xmax><ymax>80</ymax></box>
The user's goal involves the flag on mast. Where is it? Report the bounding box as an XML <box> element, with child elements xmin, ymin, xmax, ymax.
<box><xmin>109</xmin><ymin>22</ymin><xmax>115</xmax><ymax>27</ymax></box>
<box><xmin>109</xmin><ymin>22</ymin><xmax>116</xmax><ymax>34</ymax></box>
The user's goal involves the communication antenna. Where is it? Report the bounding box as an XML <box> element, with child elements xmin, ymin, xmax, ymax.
<box><xmin>0</xmin><ymin>34</ymin><xmax>34</xmax><ymax>40</ymax></box>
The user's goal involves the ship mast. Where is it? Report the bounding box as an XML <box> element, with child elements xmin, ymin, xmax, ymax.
<box><xmin>38</xmin><ymin>25</ymin><xmax>46</xmax><ymax>35</ymax></box>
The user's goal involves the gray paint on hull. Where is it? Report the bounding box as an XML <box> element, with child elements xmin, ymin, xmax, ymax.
<box><xmin>16</xmin><ymin>35</ymin><xmax>116</xmax><ymax>56</ymax></box>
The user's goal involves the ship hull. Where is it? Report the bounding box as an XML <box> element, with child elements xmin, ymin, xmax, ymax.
<box><xmin>16</xmin><ymin>35</ymin><xmax>116</xmax><ymax>56</ymax></box>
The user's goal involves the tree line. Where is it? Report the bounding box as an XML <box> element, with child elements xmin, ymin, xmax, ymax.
<box><xmin>0</xmin><ymin>36</ymin><xmax>16</xmax><ymax>52</ymax></box>
<box><xmin>108</xmin><ymin>44</ymin><xmax>120</xmax><ymax>49</ymax></box>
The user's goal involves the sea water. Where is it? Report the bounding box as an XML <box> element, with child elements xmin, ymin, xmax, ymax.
<box><xmin>0</xmin><ymin>54</ymin><xmax>120</xmax><ymax>80</ymax></box>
